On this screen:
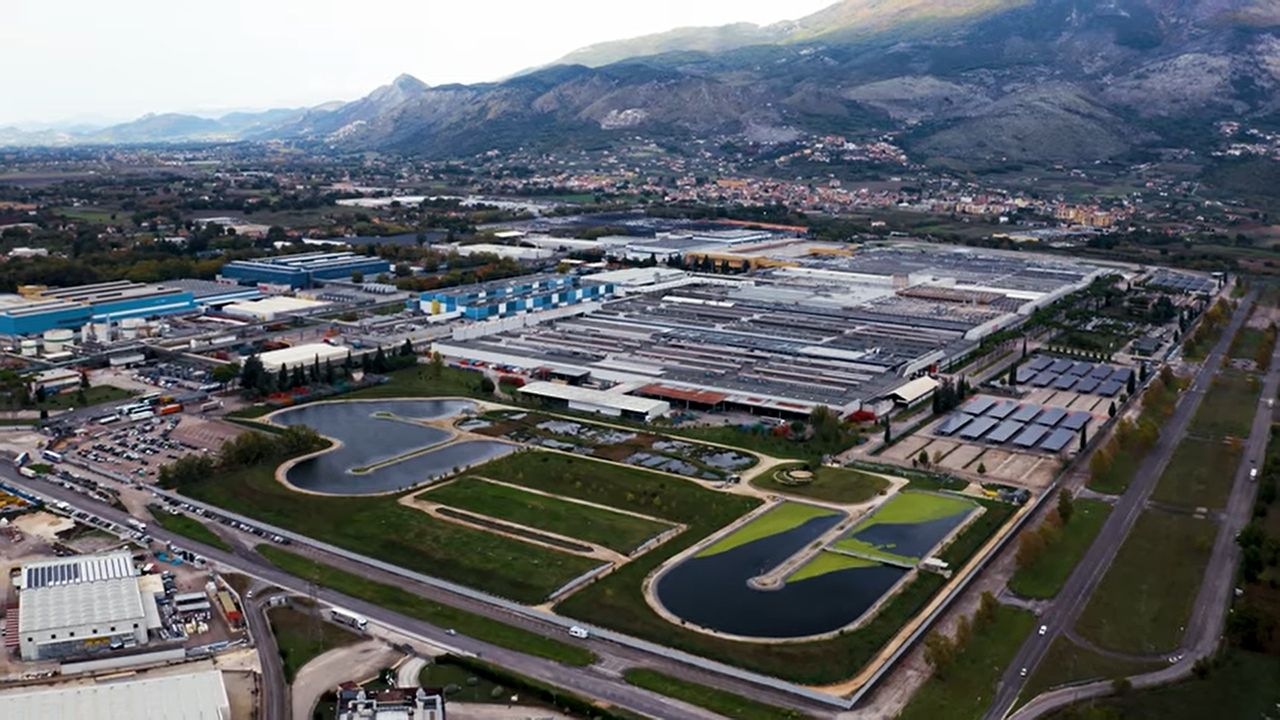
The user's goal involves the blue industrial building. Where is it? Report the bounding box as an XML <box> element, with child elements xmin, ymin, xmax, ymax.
<box><xmin>220</xmin><ymin>252</ymin><xmax>391</xmax><ymax>289</ymax></box>
<box><xmin>0</xmin><ymin>281</ymin><xmax>199</xmax><ymax>336</ymax></box>
<box><xmin>421</xmin><ymin>274</ymin><xmax>615</xmax><ymax>321</ymax></box>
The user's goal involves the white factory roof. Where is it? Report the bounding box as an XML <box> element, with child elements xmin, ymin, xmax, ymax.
<box><xmin>20</xmin><ymin>550</ymin><xmax>136</xmax><ymax>590</ymax></box>
<box><xmin>519</xmin><ymin>381</ymin><xmax>669</xmax><ymax>415</ymax></box>
<box><xmin>19</xmin><ymin>576</ymin><xmax>147</xmax><ymax>635</ymax></box>
<box><xmin>887</xmin><ymin>376</ymin><xmax>941</xmax><ymax>404</ymax></box>
<box><xmin>586</xmin><ymin>267</ymin><xmax>689</xmax><ymax>287</ymax></box>
<box><xmin>1</xmin><ymin>669</ymin><xmax>231</xmax><ymax>720</ymax></box>
<box><xmin>258</xmin><ymin>342</ymin><xmax>352</xmax><ymax>370</ymax></box>
<box><xmin>223</xmin><ymin>296</ymin><xmax>328</xmax><ymax>317</ymax></box>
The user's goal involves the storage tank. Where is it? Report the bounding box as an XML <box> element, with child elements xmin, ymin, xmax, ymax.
<box><xmin>19</xmin><ymin>339</ymin><xmax>39</xmax><ymax>357</ymax></box>
<box><xmin>120</xmin><ymin>317</ymin><xmax>147</xmax><ymax>340</ymax></box>
<box><xmin>42</xmin><ymin>328</ymin><xmax>74</xmax><ymax>354</ymax></box>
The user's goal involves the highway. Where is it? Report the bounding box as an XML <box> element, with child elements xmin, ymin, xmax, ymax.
<box><xmin>0</xmin><ymin>470</ymin><xmax>796</xmax><ymax>720</ymax></box>
<box><xmin>985</xmin><ymin>292</ymin><xmax>1259</xmax><ymax>720</ymax></box>
<box><xmin>1007</xmin><ymin>303</ymin><xmax>1280</xmax><ymax>719</ymax></box>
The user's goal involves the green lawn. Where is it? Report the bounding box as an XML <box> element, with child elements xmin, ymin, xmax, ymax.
<box><xmin>1046</xmin><ymin>651</ymin><xmax>1280</xmax><ymax>720</ymax></box>
<box><xmin>1087</xmin><ymin>446</ymin><xmax>1144</xmax><ymax>495</ymax></box>
<box><xmin>420</xmin><ymin>477</ymin><xmax>671</xmax><ymax>554</ymax></box>
<box><xmin>179</xmin><ymin>453</ymin><xmax>602</xmax><ymax>604</ymax></box>
<box><xmin>148</xmin><ymin>507</ymin><xmax>232</xmax><ymax>552</ymax></box>
<box><xmin>257</xmin><ymin>546</ymin><xmax>595</xmax><ymax>667</ymax></box>
<box><xmin>345</xmin><ymin>365</ymin><xmax>492</xmax><ymax>401</ymax></box>
<box><xmin>1229</xmin><ymin>326</ymin><xmax>1269</xmax><ymax>362</ymax></box>
<box><xmin>1151</xmin><ymin>437</ymin><xmax>1243</xmax><ymax>510</ymax></box>
<box><xmin>697</xmin><ymin>502</ymin><xmax>837</xmax><ymax>558</ymax></box>
<box><xmin>751</xmin><ymin>465</ymin><xmax>890</xmax><ymax>504</ymax></box>
<box><xmin>1008</xmin><ymin>499</ymin><xmax>1112</xmax><ymax>599</ymax></box>
<box><xmin>788</xmin><ymin>551</ymin><xmax>877</xmax><ymax>583</ymax></box>
<box><xmin>1076</xmin><ymin>509</ymin><xmax>1217</xmax><ymax>654</ymax></box>
<box><xmin>1023</xmin><ymin>636</ymin><xmax>1164</xmax><ymax>705</ymax></box>
<box><xmin>898</xmin><ymin>606</ymin><xmax>1037</xmax><ymax>720</ymax></box>
<box><xmin>418</xmin><ymin>660</ymin><xmax>508</xmax><ymax>704</ymax></box>
<box><xmin>268</xmin><ymin>605</ymin><xmax>362</xmax><ymax>682</ymax></box>
<box><xmin>1189</xmin><ymin>370</ymin><xmax>1261</xmax><ymax>440</ymax></box>
<box><xmin>622</xmin><ymin>669</ymin><xmax>808</xmax><ymax>720</ymax></box>
<box><xmin>35</xmin><ymin>385</ymin><xmax>133</xmax><ymax>411</ymax></box>
<box><xmin>669</xmin><ymin>423</ymin><xmax>860</xmax><ymax>462</ymax></box>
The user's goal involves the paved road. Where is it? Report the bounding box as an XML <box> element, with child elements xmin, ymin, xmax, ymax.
<box><xmin>1008</xmin><ymin>304</ymin><xmax>1280</xmax><ymax>719</ymax></box>
<box><xmin>243</xmin><ymin>586</ymin><xmax>290</xmax><ymax>720</ymax></box>
<box><xmin>984</xmin><ymin>293</ymin><xmax>1257</xmax><ymax>720</ymax></box>
<box><xmin>1</xmin><ymin>472</ymin><xmax>738</xmax><ymax>720</ymax></box>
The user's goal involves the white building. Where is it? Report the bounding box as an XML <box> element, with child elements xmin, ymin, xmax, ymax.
<box><xmin>222</xmin><ymin>296</ymin><xmax>329</xmax><ymax>322</ymax></box>
<box><xmin>1</xmin><ymin>669</ymin><xmax>231</xmax><ymax>720</ymax></box>
<box><xmin>257</xmin><ymin>342</ymin><xmax>353</xmax><ymax>372</ymax></box>
<box><xmin>517</xmin><ymin>381</ymin><xmax>670</xmax><ymax>422</ymax></box>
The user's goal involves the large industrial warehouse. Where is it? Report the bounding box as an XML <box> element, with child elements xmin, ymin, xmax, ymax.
<box><xmin>433</xmin><ymin>244</ymin><xmax>1111</xmax><ymax>417</ymax></box>
<box><xmin>219</xmin><ymin>251</ymin><xmax>391</xmax><ymax>289</ymax></box>
<box><xmin>0</xmin><ymin>281</ymin><xmax>201</xmax><ymax>336</ymax></box>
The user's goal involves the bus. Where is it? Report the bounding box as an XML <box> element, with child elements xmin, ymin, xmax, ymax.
<box><xmin>41</xmin><ymin>450</ymin><xmax>64</xmax><ymax>463</ymax></box>
<box><xmin>14</xmin><ymin>451</ymin><xmax>29</xmax><ymax>467</ymax></box>
<box><xmin>97</xmin><ymin>414</ymin><xmax>121</xmax><ymax>425</ymax></box>
<box><xmin>139</xmin><ymin>392</ymin><xmax>162</xmax><ymax>404</ymax></box>
<box><xmin>116</xmin><ymin>403</ymin><xmax>150</xmax><ymax>415</ymax></box>
<box><xmin>329</xmin><ymin>608</ymin><xmax>368</xmax><ymax>631</ymax></box>
<box><xmin>127</xmin><ymin>409</ymin><xmax>155</xmax><ymax>422</ymax></box>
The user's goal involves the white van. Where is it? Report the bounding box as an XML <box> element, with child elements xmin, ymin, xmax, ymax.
<box><xmin>568</xmin><ymin>625</ymin><xmax>590</xmax><ymax>639</ymax></box>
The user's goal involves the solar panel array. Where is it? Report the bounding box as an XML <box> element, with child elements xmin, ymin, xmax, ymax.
<box><xmin>1016</xmin><ymin>358</ymin><xmax>1136</xmax><ymax>396</ymax></box>
<box><xmin>21</xmin><ymin>551</ymin><xmax>136</xmax><ymax>589</ymax></box>
<box><xmin>1149</xmin><ymin>270</ymin><xmax>1216</xmax><ymax>295</ymax></box>
<box><xmin>935</xmin><ymin>396</ymin><xmax>1093</xmax><ymax>453</ymax></box>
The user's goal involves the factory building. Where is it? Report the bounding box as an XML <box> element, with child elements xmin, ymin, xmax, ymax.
<box><xmin>0</xmin><ymin>281</ymin><xmax>199</xmax><ymax>336</ymax></box>
<box><xmin>1</xmin><ymin>669</ymin><xmax>231</xmax><ymax>720</ymax></box>
<box><xmin>220</xmin><ymin>251</ymin><xmax>391</xmax><ymax>289</ymax></box>
<box><xmin>419</xmin><ymin>274</ymin><xmax>615</xmax><ymax>321</ymax></box>
<box><xmin>257</xmin><ymin>342</ymin><xmax>353</xmax><ymax>372</ymax></box>
<box><xmin>337</xmin><ymin>687</ymin><xmax>445</xmax><ymax>720</ymax></box>
<box><xmin>222</xmin><ymin>296</ymin><xmax>329</xmax><ymax>322</ymax></box>
<box><xmin>517</xmin><ymin>381</ymin><xmax>670</xmax><ymax>422</ymax></box>
<box><xmin>16</xmin><ymin>551</ymin><xmax>161</xmax><ymax>661</ymax></box>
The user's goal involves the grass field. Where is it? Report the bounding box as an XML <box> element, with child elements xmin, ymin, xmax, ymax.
<box><xmin>1229</xmin><ymin>326</ymin><xmax>1270</xmax><ymax>362</ymax></box>
<box><xmin>420</xmin><ymin>477</ymin><xmax>671</xmax><ymax>554</ymax></box>
<box><xmin>787</xmin><ymin>551</ymin><xmax>877</xmax><ymax>583</ymax></box>
<box><xmin>6</xmin><ymin>384</ymin><xmax>135</xmax><ymax>412</ymax></box>
<box><xmin>898</xmin><ymin>606</ymin><xmax>1036</xmax><ymax>720</ymax></box>
<box><xmin>1151</xmin><ymin>437</ymin><xmax>1243</xmax><ymax>510</ymax></box>
<box><xmin>669</xmin><ymin>423</ymin><xmax>860</xmax><ymax>462</ymax></box>
<box><xmin>268</xmin><ymin>605</ymin><xmax>362</xmax><ymax>682</ymax></box>
<box><xmin>697</xmin><ymin>502</ymin><xmax>837</xmax><ymax>558</ymax></box>
<box><xmin>751</xmin><ymin>465</ymin><xmax>890</xmax><ymax>504</ymax></box>
<box><xmin>148</xmin><ymin>507</ymin><xmax>232</xmax><ymax>552</ymax></box>
<box><xmin>345</xmin><ymin>365</ymin><xmax>491</xmax><ymax>401</ymax></box>
<box><xmin>1189</xmin><ymin>370</ymin><xmax>1261</xmax><ymax>440</ymax></box>
<box><xmin>1023</xmin><ymin>636</ymin><xmax>1163</xmax><ymax>704</ymax></box>
<box><xmin>1008</xmin><ymin>499</ymin><xmax>1111</xmax><ymax>599</ymax></box>
<box><xmin>1076</xmin><ymin>509</ymin><xmax>1217</xmax><ymax>654</ymax></box>
<box><xmin>257</xmin><ymin>546</ymin><xmax>596</xmax><ymax>666</ymax></box>
<box><xmin>180</xmin><ymin>453</ymin><xmax>603</xmax><ymax>603</ymax></box>
<box><xmin>1046</xmin><ymin>651</ymin><xmax>1280</xmax><ymax>720</ymax></box>
<box><xmin>850</xmin><ymin>490</ymin><xmax>974</xmax><ymax>527</ymax></box>
<box><xmin>622</xmin><ymin>669</ymin><xmax>808</xmax><ymax>720</ymax></box>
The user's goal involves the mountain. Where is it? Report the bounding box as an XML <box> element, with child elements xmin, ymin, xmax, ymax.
<box><xmin>9</xmin><ymin>0</ymin><xmax>1280</xmax><ymax>169</ymax></box>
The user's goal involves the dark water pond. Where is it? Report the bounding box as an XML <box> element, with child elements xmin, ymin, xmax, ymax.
<box><xmin>848</xmin><ymin>513</ymin><xmax>971</xmax><ymax>561</ymax></box>
<box><xmin>655</xmin><ymin>516</ymin><xmax>907</xmax><ymax>638</ymax></box>
<box><xmin>272</xmin><ymin>400</ymin><xmax>513</xmax><ymax>495</ymax></box>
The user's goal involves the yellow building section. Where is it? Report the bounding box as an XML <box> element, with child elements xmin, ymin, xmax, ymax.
<box><xmin>806</xmin><ymin>245</ymin><xmax>857</xmax><ymax>257</ymax></box>
<box><xmin>684</xmin><ymin>252</ymin><xmax>797</xmax><ymax>270</ymax></box>
<box><xmin>17</xmin><ymin>285</ymin><xmax>49</xmax><ymax>298</ymax></box>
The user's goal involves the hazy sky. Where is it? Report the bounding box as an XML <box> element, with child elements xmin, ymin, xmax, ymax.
<box><xmin>1</xmin><ymin>0</ymin><xmax>834</xmax><ymax>127</ymax></box>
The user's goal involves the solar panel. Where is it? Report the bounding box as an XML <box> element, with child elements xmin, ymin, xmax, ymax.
<box><xmin>1016</xmin><ymin>367</ymin><xmax>1039</xmax><ymax>384</ymax></box>
<box><xmin>1068</xmin><ymin>361</ymin><xmax>1093</xmax><ymax>377</ymax></box>
<box><xmin>1010</xmin><ymin>404</ymin><xmax>1042</xmax><ymax>423</ymax></box>
<box><xmin>1053</xmin><ymin>374</ymin><xmax>1079</xmax><ymax>390</ymax></box>
<box><xmin>1109</xmin><ymin>367</ymin><xmax>1134</xmax><ymax>383</ymax></box>
<box><xmin>1033</xmin><ymin>371</ymin><xmax>1058</xmax><ymax>387</ymax></box>
<box><xmin>1074</xmin><ymin>377</ymin><xmax>1101</xmax><ymax>394</ymax></box>
<box><xmin>987</xmin><ymin>420</ymin><xmax>1026</xmax><ymax>444</ymax></box>
<box><xmin>1014</xmin><ymin>425</ymin><xmax>1049</xmax><ymax>448</ymax></box>
<box><xmin>1049</xmin><ymin>359</ymin><xmax>1074</xmax><ymax>374</ymax></box>
<box><xmin>1061</xmin><ymin>411</ymin><xmax>1092</xmax><ymax>431</ymax></box>
<box><xmin>960</xmin><ymin>416</ymin><xmax>1000</xmax><ymax>440</ymax></box>
<box><xmin>988</xmin><ymin>400</ymin><xmax>1019</xmax><ymax>420</ymax></box>
<box><xmin>1027</xmin><ymin>356</ymin><xmax>1053</xmax><ymax>372</ymax></box>
<box><xmin>1098</xmin><ymin>380</ymin><xmax>1124</xmax><ymax>397</ymax></box>
<box><xmin>1088</xmin><ymin>364</ymin><xmax>1114</xmax><ymax>380</ymax></box>
<box><xmin>962</xmin><ymin>396</ymin><xmax>997</xmax><ymax>416</ymax></box>
<box><xmin>937</xmin><ymin>413</ymin><xmax>974</xmax><ymax>436</ymax></box>
<box><xmin>1040</xmin><ymin>428</ymin><xmax>1076</xmax><ymax>452</ymax></box>
<box><xmin>1036</xmin><ymin>407</ymin><xmax>1068</xmax><ymax>427</ymax></box>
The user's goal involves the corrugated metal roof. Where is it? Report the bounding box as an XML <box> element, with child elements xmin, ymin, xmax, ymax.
<box><xmin>1</xmin><ymin>669</ymin><xmax>229</xmax><ymax>720</ymax></box>
<box><xmin>18</xmin><ymin>577</ymin><xmax>146</xmax><ymax>634</ymax></box>
<box><xmin>21</xmin><ymin>551</ymin><xmax>135</xmax><ymax>590</ymax></box>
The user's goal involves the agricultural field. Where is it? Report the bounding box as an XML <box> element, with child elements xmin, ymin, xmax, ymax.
<box><xmin>751</xmin><ymin>464</ymin><xmax>890</xmax><ymax>504</ymax></box>
<box><xmin>1075</xmin><ymin>509</ymin><xmax>1218</xmax><ymax>654</ymax></box>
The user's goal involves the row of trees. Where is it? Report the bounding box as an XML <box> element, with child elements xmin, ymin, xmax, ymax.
<box><xmin>1015</xmin><ymin>490</ymin><xmax>1077</xmax><ymax>571</ymax></box>
<box><xmin>923</xmin><ymin>591</ymin><xmax>1001</xmax><ymax>677</ymax></box>
<box><xmin>237</xmin><ymin>340</ymin><xmax>417</xmax><ymax>396</ymax></box>
<box><xmin>158</xmin><ymin>425</ymin><xmax>327</xmax><ymax>490</ymax></box>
